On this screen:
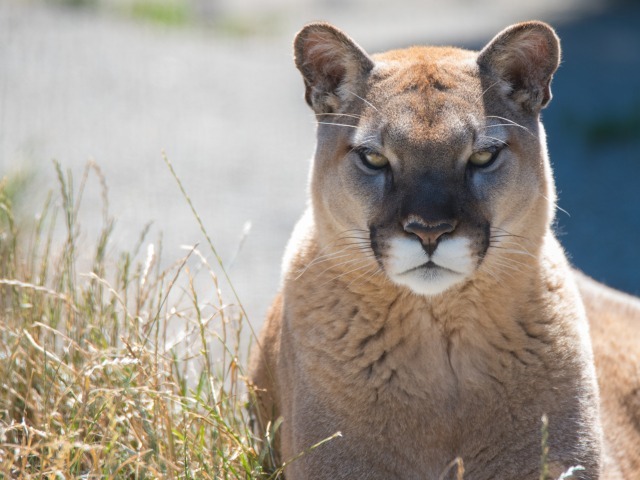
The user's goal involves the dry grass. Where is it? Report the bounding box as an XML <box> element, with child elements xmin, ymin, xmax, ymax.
<box><xmin>0</xmin><ymin>160</ymin><xmax>586</xmax><ymax>479</ymax></box>
<box><xmin>0</xmin><ymin>161</ymin><xmax>279</xmax><ymax>478</ymax></box>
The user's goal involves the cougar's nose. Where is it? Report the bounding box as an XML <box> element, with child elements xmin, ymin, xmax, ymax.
<box><xmin>403</xmin><ymin>218</ymin><xmax>457</xmax><ymax>256</ymax></box>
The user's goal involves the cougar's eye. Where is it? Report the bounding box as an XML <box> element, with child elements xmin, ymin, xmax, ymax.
<box><xmin>468</xmin><ymin>147</ymin><xmax>502</xmax><ymax>168</ymax></box>
<box><xmin>357</xmin><ymin>149</ymin><xmax>389</xmax><ymax>171</ymax></box>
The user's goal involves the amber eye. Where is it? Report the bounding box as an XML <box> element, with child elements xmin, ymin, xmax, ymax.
<box><xmin>358</xmin><ymin>150</ymin><xmax>389</xmax><ymax>170</ymax></box>
<box><xmin>469</xmin><ymin>148</ymin><xmax>500</xmax><ymax>168</ymax></box>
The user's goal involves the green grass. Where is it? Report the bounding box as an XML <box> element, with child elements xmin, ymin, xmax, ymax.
<box><xmin>123</xmin><ymin>1</ymin><xmax>283</xmax><ymax>37</ymax></box>
<box><xmin>0</xmin><ymin>160</ymin><xmax>279</xmax><ymax>478</ymax></box>
<box><xmin>128</xmin><ymin>0</ymin><xmax>189</xmax><ymax>27</ymax></box>
<box><xmin>47</xmin><ymin>0</ymin><xmax>284</xmax><ymax>36</ymax></box>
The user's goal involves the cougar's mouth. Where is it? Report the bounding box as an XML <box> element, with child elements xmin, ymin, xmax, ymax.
<box><xmin>382</xmin><ymin>236</ymin><xmax>475</xmax><ymax>296</ymax></box>
<box><xmin>400</xmin><ymin>261</ymin><xmax>459</xmax><ymax>276</ymax></box>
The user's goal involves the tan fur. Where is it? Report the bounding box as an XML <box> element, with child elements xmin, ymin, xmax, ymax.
<box><xmin>249</xmin><ymin>22</ymin><xmax>640</xmax><ymax>479</ymax></box>
<box><xmin>578</xmin><ymin>273</ymin><xmax>640</xmax><ymax>478</ymax></box>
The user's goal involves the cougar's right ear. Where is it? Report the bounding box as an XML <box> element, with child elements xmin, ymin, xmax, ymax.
<box><xmin>294</xmin><ymin>23</ymin><xmax>374</xmax><ymax>114</ymax></box>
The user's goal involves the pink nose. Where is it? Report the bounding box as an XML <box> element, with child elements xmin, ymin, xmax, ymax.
<box><xmin>403</xmin><ymin>219</ymin><xmax>457</xmax><ymax>255</ymax></box>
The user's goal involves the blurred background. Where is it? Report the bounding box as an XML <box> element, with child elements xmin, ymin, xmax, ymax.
<box><xmin>1</xmin><ymin>0</ymin><xmax>639</xmax><ymax>330</ymax></box>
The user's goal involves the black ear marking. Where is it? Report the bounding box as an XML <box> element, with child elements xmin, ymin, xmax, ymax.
<box><xmin>294</xmin><ymin>23</ymin><xmax>374</xmax><ymax>113</ymax></box>
<box><xmin>478</xmin><ymin>21</ymin><xmax>561</xmax><ymax>112</ymax></box>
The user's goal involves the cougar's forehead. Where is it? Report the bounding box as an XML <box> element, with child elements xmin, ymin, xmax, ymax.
<box><xmin>364</xmin><ymin>47</ymin><xmax>482</xmax><ymax>132</ymax></box>
<box><xmin>371</xmin><ymin>47</ymin><xmax>481</xmax><ymax>107</ymax></box>
<box><xmin>362</xmin><ymin>47</ymin><xmax>484</xmax><ymax>155</ymax></box>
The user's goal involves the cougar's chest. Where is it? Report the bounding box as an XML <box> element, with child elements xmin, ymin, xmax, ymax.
<box><xmin>294</xmin><ymin>288</ymin><xmax>497</xmax><ymax>414</ymax></box>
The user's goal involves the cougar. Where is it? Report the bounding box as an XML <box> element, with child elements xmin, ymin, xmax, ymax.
<box><xmin>249</xmin><ymin>21</ymin><xmax>640</xmax><ymax>479</ymax></box>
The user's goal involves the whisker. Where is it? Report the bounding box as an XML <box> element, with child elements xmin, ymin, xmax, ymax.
<box><xmin>479</xmin><ymin>263</ymin><xmax>503</xmax><ymax>283</ymax></box>
<box><xmin>348</xmin><ymin>136</ymin><xmax>381</xmax><ymax>156</ymax></box>
<box><xmin>538</xmin><ymin>192</ymin><xmax>571</xmax><ymax>218</ymax></box>
<box><xmin>312</xmin><ymin>255</ymin><xmax>376</xmax><ymax>280</ymax></box>
<box><xmin>313</xmin><ymin>239</ymin><xmax>370</xmax><ymax>253</ymax></box>
<box><xmin>307</xmin><ymin>241</ymin><xmax>369</xmax><ymax>261</ymax></box>
<box><xmin>490</xmin><ymin>238</ymin><xmax>533</xmax><ymax>250</ymax></box>
<box><xmin>489</xmin><ymin>256</ymin><xmax>533</xmax><ymax>272</ymax></box>
<box><xmin>486</xmin><ymin>115</ymin><xmax>534</xmax><ymax>136</ymax></box>
<box><xmin>489</xmin><ymin>239</ymin><xmax>531</xmax><ymax>254</ymax></box>
<box><xmin>320</xmin><ymin>261</ymin><xmax>377</xmax><ymax>288</ymax></box>
<box><xmin>491</xmin><ymin>227</ymin><xmax>528</xmax><ymax>240</ymax></box>
<box><xmin>344</xmin><ymin>89</ymin><xmax>380</xmax><ymax>112</ymax></box>
<box><xmin>488</xmin><ymin>264</ymin><xmax>518</xmax><ymax>281</ymax></box>
<box><xmin>311</xmin><ymin>243</ymin><xmax>370</xmax><ymax>261</ymax></box>
<box><xmin>295</xmin><ymin>228</ymin><xmax>376</xmax><ymax>280</ymax></box>
<box><xmin>296</xmin><ymin>244</ymin><xmax>372</xmax><ymax>279</ymax></box>
<box><xmin>485</xmin><ymin>115</ymin><xmax>526</xmax><ymax>128</ymax></box>
<box><xmin>363</xmin><ymin>264</ymin><xmax>384</xmax><ymax>282</ymax></box>
<box><xmin>476</xmin><ymin>80</ymin><xmax>502</xmax><ymax>104</ymax></box>
<box><xmin>303</xmin><ymin>250</ymin><xmax>361</xmax><ymax>270</ymax></box>
<box><xmin>489</xmin><ymin>235</ymin><xmax>519</xmax><ymax>240</ymax></box>
<box><xmin>331</xmin><ymin>230</ymin><xmax>370</xmax><ymax>241</ymax></box>
<box><xmin>555</xmin><ymin>204</ymin><xmax>571</xmax><ymax>217</ymax></box>
<box><xmin>353</xmin><ymin>135</ymin><xmax>379</xmax><ymax>146</ymax></box>
<box><xmin>317</xmin><ymin>112</ymin><xmax>363</xmax><ymax>120</ymax></box>
<box><xmin>484</xmin><ymin>123</ymin><xmax>527</xmax><ymax>130</ymax></box>
<box><xmin>331</xmin><ymin>235</ymin><xmax>370</xmax><ymax>242</ymax></box>
<box><xmin>346</xmin><ymin>265</ymin><xmax>381</xmax><ymax>289</ymax></box>
<box><xmin>298</xmin><ymin>249</ymin><xmax>353</xmax><ymax>277</ymax></box>
<box><xmin>487</xmin><ymin>260</ymin><xmax>525</xmax><ymax>277</ymax></box>
<box><xmin>490</xmin><ymin>236</ymin><xmax>528</xmax><ymax>244</ymax></box>
<box><xmin>311</xmin><ymin>229</ymin><xmax>370</xmax><ymax>254</ymax></box>
<box><xmin>479</xmin><ymin>135</ymin><xmax>508</xmax><ymax>146</ymax></box>
<box><xmin>488</xmin><ymin>246</ymin><xmax>536</xmax><ymax>259</ymax></box>
<box><xmin>481</xmin><ymin>253</ymin><xmax>519</xmax><ymax>280</ymax></box>
<box><xmin>317</xmin><ymin>121</ymin><xmax>359</xmax><ymax>130</ymax></box>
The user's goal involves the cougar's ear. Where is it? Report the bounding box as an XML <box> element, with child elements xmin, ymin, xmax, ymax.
<box><xmin>294</xmin><ymin>23</ymin><xmax>374</xmax><ymax>114</ymax></box>
<box><xmin>478</xmin><ymin>21</ymin><xmax>561</xmax><ymax>112</ymax></box>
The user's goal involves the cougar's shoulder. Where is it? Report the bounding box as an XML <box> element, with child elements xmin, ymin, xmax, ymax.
<box><xmin>576</xmin><ymin>272</ymin><xmax>640</xmax><ymax>478</ymax></box>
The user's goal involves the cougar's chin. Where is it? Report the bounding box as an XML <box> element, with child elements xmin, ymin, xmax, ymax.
<box><xmin>384</xmin><ymin>236</ymin><xmax>476</xmax><ymax>296</ymax></box>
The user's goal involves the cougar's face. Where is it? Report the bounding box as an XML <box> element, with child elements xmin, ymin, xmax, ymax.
<box><xmin>296</xmin><ymin>23</ymin><xmax>560</xmax><ymax>296</ymax></box>
<box><xmin>311</xmin><ymin>50</ymin><xmax>550</xmax><ymax>296</ymax></box>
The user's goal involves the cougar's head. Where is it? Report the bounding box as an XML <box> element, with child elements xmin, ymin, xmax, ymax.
<box><xmin>295</xmin><ymin>22</ymin><xmax>560</xmax><ymax>296</ymax></box>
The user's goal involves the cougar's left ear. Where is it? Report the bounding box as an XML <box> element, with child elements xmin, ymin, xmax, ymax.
<box><xmin>478</xmin><ymin>21</ymin><xmax>561</xmax><ymax>112</ymax></box>
<box><xmin>294</xmin><ymin>23</ymin><xmax>374</xmax><ymax>114</ymax></box>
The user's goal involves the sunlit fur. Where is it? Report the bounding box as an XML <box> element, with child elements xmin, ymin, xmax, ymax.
<box><xmin>249</xmin><ymin>21</ymin><xmax>640</xmax><ymax>480</ymax></box>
